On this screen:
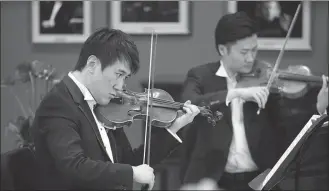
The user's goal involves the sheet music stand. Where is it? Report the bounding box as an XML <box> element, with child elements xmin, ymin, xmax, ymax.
<box><xmin>249</xmin><ymin>114</ymin><xmax>328</xmax><ymax>191</ymax></box>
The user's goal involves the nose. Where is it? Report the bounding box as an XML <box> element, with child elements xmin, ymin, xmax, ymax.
<box><xmin>113</xmin><ymin>79</ymin><xmax>125</xmax><ymax>91</ymax></box>
<box><xmin>245</xmin><ymin>51</ymin><xmax>255</xmax><ymax>63</ymax></box>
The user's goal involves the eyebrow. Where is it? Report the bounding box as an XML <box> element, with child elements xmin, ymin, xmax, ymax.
<box><xmin>117</xmin><ymin>69</ymin><xmax>127</xmax><ymax>74</ymax></box>
<box><xmin>242</xmin><ymin>45</ymin><xmax>257</xmax><ymax>51</ymax></box>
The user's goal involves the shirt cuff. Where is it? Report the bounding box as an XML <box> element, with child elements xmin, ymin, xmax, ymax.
<box><xmin>166</xmin><ymin>128</ymin><xmax>182</xmax><ymax>143</ymax></box>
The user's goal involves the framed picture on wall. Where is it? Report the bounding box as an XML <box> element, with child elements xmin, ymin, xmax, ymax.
<box><xmin>32</xmin><ymin>1</ymin><xmax>91</xmax><ymax>43</ymax></box>
<box><xmin>228</xmin><ymin>1</ymin><xmax>311</xmax><ymax>50</ymax></box>
<box><xmin>110</xmin><ymin>1</ymin><xmax>190</xmax><ymax>35</ymax></box>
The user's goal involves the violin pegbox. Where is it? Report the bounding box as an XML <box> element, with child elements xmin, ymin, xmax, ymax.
<box><xmin>198</xmin><ymin>103</ymin><xmax>223</xmax><ymax>127</ymax></box>
<box><xmin>215</xmin><ymin>111</ymin><xmax>223</xmax><ymax>121</ymax></box>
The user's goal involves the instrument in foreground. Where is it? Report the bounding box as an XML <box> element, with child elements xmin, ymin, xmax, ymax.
<box><xmin>94</xmin><ymin>88</ymin><xmax>223</xmax><ymax>129</ymax></box>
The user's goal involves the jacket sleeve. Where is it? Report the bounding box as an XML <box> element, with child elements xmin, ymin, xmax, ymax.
<box><xmin>180</xmin><ymin>68</ymin><xmax>228</xmax><ymax>107</ymax></box>
<box><xmin>34</xmin><ymin>96</ymin><xmax>133</xmax><ymax>190</ymax></box>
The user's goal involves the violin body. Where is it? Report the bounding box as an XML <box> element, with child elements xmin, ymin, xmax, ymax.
<box><xmin>237</xmin><ymin>60</ymin><xmax>327</xmax><ymax>99</ymax></box>
<box><xmin>95</xmin><ymin>89</ymin><xmax>178</xmax><ymax>129</ymax></box>
<box><xmin>94</xmin><ymin>88</ymin><xmax>223</xmax><ymax>129</ymax></box>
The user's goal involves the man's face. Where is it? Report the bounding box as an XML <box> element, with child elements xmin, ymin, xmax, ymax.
<box><xmin>89</xmin><ymin>59</ymin><xmax>131</xmax><ymax>105</ymax></box>
<box><xmin>223</xmin><ymin>34</ymin><xmax>258</xmax><ymax>74</ymax></box>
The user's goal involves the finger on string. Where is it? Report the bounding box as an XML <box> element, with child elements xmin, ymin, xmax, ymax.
<box><xmin>177</xmin><ymin>110</ymin><xmax>185</xmax><ymax>117</ymax></box>
<box><xmin>184</xmin><ymin>100</ymin><xmax>191</xmax><ymax>106</ymax></box>
<box><xmin>185</xmin><ymin>104</ymin><xmax>198</xmax><ymax>114</ymax></box>
<box><xmin>192</xmin><ymin>106</ymin><xmax>200</xmax><ymax>114</ymax></box>
<box><xmin>183</xmin><ymin>106</ymin><xmax>192</xmax><ymax>114</ymax></box>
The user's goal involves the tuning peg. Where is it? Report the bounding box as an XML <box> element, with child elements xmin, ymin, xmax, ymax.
<box><xmin>215</xmin><ymin>111</ymin><xmax>223</xmax><ymax>121</ymax></box>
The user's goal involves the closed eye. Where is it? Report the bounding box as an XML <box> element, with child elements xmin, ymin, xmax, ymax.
<box><xmin>116</xmin><ymin>73</ymin><xmax>124</xmax><ymax>78</ymax></box>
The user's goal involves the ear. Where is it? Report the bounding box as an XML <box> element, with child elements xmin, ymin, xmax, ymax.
<box><xmin>86</xmin><ymin>55</ymin><xmax>99</xmax><ymax>73</ymax></box>
<box><xmin>218</xmin><ymin>44</ymin><xmax>228</xmax><ymax>56</ymax></box>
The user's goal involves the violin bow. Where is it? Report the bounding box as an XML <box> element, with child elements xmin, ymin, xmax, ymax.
<box><xmin>257</xmin><ymin>2</ymin><xmax>302</xmax><ymax>114</ymax></box>
<box><xmin>142</xmin><ymin>30</ymin><xmax>158</xmax><ymax>191</ymax></box>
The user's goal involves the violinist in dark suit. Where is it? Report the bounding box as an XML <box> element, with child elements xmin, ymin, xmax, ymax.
<box><xmin>31</xmin><ymin>28</ymin><xmax>200</xmax><ymax>190</ymax></box>
<box><xmin>179</xmin><ymin>12</ymin><xmax>328</xmax><ymax>190</ymax></box>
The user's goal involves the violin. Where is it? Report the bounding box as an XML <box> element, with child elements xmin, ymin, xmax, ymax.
<box><xmin>245</xmin><ymin>3</ymin><xmax>325</xmax><ymax>114</ymax></box>
<box><xmin>94</xmin><ymin>87</ymin><xmax>224</xmax><ymax>129</ymax></box>
<box><xmin>237</xmin><ymin>60</ymin><xmax>329</xmax><ymax>99</ymax></box>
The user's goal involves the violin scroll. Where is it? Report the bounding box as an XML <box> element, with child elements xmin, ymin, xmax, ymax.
<box><xmin>199</xmin><ymin>102</ymin><xmax>223</xmax><ymax>127</ymax></box>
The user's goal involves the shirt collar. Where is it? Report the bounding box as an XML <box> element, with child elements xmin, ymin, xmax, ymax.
<box><xmin>215</xmin><ymin>60</ymin><xmax>228</xmax><ymax>77</ymax></box>
<box><xmin>215</xmin><ymin>60</ymin><xmax>237</xmax><ymax>81</ymax></box>
<box><xmin>68</xmin><ymin>72</ymin><xmax>96</xmax><ymax>106</ymax></box>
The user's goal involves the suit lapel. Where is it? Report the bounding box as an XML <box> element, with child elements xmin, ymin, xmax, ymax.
<box><xmin>62</xmin><ymin>76</ymin><xmax>112</xmax><ymax>161</ymax></box>
<box><xmin>78</xmin><ymin>102</ymin><xmax>112</xmax><ymax>160</ymax></box>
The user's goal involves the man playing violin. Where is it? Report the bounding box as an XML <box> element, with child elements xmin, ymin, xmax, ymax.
<box><xmin>31</xmin><ymin>27</ymin><xmax>200</xmax><ymax>190</ymax></box>
<box><xmin>179</xmin><ymin>11</ymin><xmax>328</xmax><ymax>190</ymax></box>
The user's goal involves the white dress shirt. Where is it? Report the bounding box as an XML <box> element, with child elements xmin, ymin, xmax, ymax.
<box><xmin>215</xmin><ymin>62</ymin><xmax>258</xmax><ymax>173</ymax></box>
<box><xmin>68</xmin><ymin>72</ymin><xmax>115</xmax><ymax>162</ymax></box>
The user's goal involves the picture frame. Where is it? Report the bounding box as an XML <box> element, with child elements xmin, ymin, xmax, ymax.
<box><xmin>32</xmin><ymin>1</ymin><xmax>92</xmax><ymax>43</ymax></box>
<box><xmin>227</xmin><ymin>1</ymin><xmax>311</xmax><ymax>50</ymax></box>
<box><xmin>110</xmin><ymin>1</ymin><xmax>190</xmax><ymax>35</ymax></box>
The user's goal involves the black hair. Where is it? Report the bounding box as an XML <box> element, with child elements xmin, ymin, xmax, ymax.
<box><xmin>74</xmin><ymin>27</ymin><xmax>139</xmax><ymax>74</ymax></box>
<box><xmin>214</xmin><ymin>11</ymin><xmax>258</xmax><ymax>55</ymax></box>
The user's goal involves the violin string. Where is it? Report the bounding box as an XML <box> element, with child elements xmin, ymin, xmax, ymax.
<box><xmin>279</xmin><ymin>71</ymin><xmax>324</xmax><ymax>83</ymax></box>
<box><xmin>142</xmin><ymin>97</ymin><xmax>207</xmax><ymax>114</ymax></box>
<box><xmin>145</xmin><ymin>97</ymin><xmax>183</xmax><ymax>107</ymax></box>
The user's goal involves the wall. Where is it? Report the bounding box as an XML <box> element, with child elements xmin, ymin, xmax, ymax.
<box><xmin>1</xmin><ymin>1</ymin><xmax>328</xmax><ymax>154</ymax></box>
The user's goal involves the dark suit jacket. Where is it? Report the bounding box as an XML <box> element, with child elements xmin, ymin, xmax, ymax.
<box><xmin>31</xmin><ymin>75</ymin><xmax>181</xmax><ymax>190</ymax></box>
<box><xmin>179</xmin><ymin>61</ymin><xmax>286</xmax><ymax>184</ymax></box>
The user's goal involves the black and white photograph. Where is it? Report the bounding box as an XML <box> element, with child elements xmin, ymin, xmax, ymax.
<box><xmin>111</xmin><ymin>1</ymin><xmax>189</xmax><ymax>34</ymax></box>
<box><xmin>1</xmin><ymin>1</ymin><xmax>328</xmax><ymax>191</ymax></box>
<box><xmin>32</xmin><ymin>1</ymin><xmax>91</xmax><ymax>43</ymax></box>
<box><xmin>228</xmin><ymin>1</ymin><xmax>311</xmax><ymax>50</ymax></box>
